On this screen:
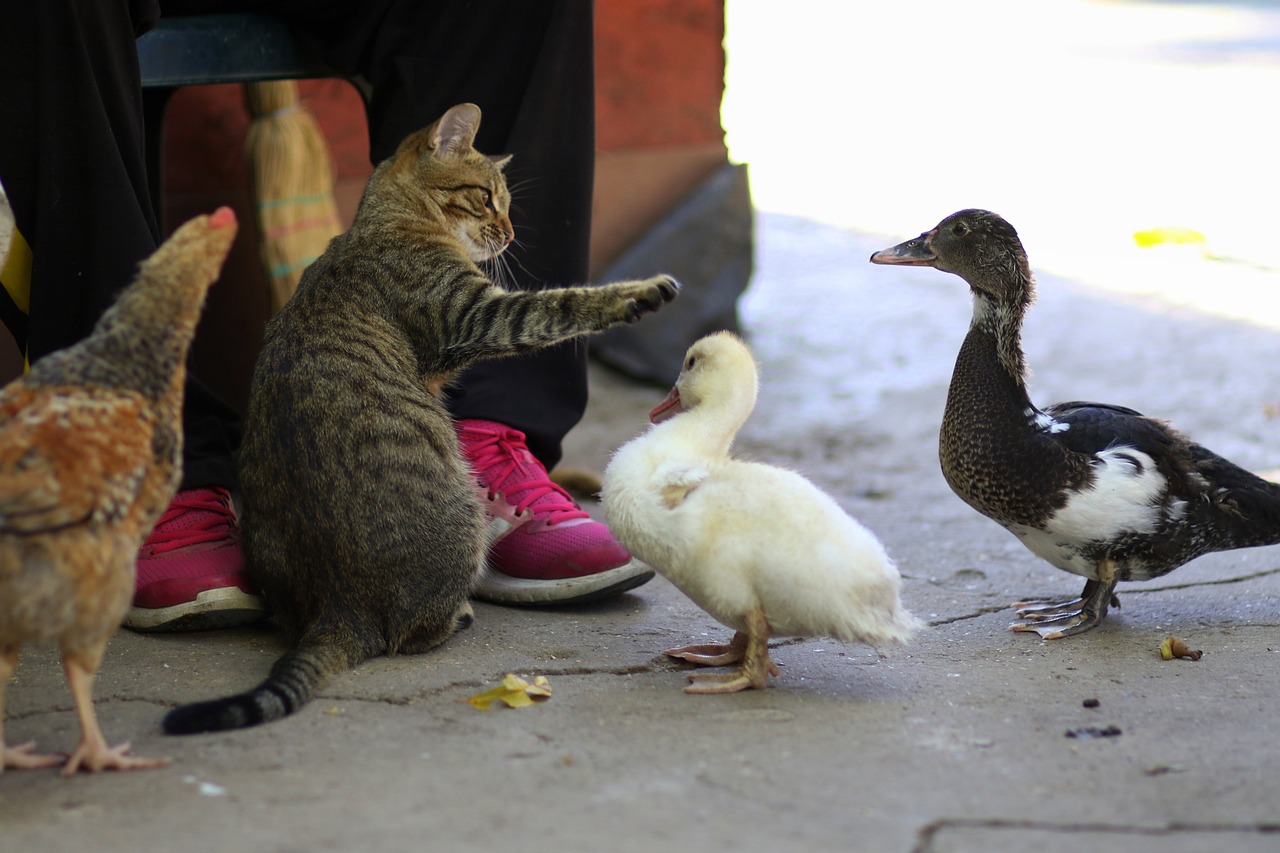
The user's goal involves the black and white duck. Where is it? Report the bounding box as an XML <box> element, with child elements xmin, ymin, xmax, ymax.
<box><xmin>870</xmin><ymin>208</ymin><xmax>1280</xmax><ymax>639</ymax></box>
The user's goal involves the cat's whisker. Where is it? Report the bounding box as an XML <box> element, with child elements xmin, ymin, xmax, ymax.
<box><xmin>483</xmin><ymin>254</ymin><xmax>512</xmax><ymax>290</ymax></box>
<box><xmin>500</xmin><ymin>244</ymin><xmax>541</xmax><ymax>287</ymax></box>
<box><xmin>504</xmin><ymin>174</ymin><xmax>541</xmax><ymax>200</ymax></box>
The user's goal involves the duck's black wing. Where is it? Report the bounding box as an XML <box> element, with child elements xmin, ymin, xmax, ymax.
<box><xmin>1042</xmin><ymin>400</ymin><xmax>1182</xmax><ymax>462</ymax></box>
<box><xmin>1045</xmin><ymin>400</ymin><xmax>1280</xmax><ymax>550</ymax></box>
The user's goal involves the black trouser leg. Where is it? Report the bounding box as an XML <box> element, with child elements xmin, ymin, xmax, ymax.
<box><xmin>0</xmin><ymin>0</ymin><xmax>241</xmax><ymax>489</ymax></box>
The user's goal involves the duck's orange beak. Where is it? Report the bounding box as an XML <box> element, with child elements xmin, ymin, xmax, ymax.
<box><xmin>870</xmin><ymin>230</ymin><xmax>938</xmax><ymax>266</ymax></box>
<box><xmin>649</xmin><ymin>387</ymin><xmax>684</xmax><ymax>423</ymax></box>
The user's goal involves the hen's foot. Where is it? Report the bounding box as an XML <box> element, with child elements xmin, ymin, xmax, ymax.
<box><xmin>61</xmin><ymin>741</ymin><xmax>169</xmax><ymax>776</ymax></box>
<box><xmin>3</xmin><ymin>742</ymin><xmax>62</xmax><ymax>772</ymax></box>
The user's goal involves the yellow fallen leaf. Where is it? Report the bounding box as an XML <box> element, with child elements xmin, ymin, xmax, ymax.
<box><xmin>1159</xmin><ymin>635</ymin><xmax>1203</xmax><ymax>661</ymax></box>
<box><xmin>468</xmin><ymin>673</ymin><xmax>553</xmax><ymax>710</ymax></box>
<box><xmin>1133</xmin><ymin>227</ymin><xmax>1207</xmax><ymax>249</ymax></box>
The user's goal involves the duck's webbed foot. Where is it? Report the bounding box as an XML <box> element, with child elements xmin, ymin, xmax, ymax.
<box><xmin>666</xmin><ymin>631</ymin><xmax>748</xmax><ymax>667</ymax></box>
<box><xmin>1010</xmin><ymin>576</ymin><xmax>1119</xmax><ymax>640</ymax></box>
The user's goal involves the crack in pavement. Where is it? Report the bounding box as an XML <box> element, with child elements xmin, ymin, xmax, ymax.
<box><xmin>5</xmin><ymin>695</ymin><xmax>170</xmax><ymax>721</ymax></box>
<box><xmin>927</xmin><ymin>605</ymin><xmax>1011</xmax><ymax>628</ymax></box>
<box><xmin>1125</xmin><ymin>566</ymin><xmax>1280</xmax><ymax>593</ymax></box>
<box><xmin>317</xmin><ymin>664</ymin><xmax>660</xmax><ymax>706</ymax></box>
<box><xmin>13</xmin><ymin>664</ymin><xmax>668</xmax><ymax>718</ymax></box>
<box><xmin>923</xmin><ymin>566</ymin><xmax>1280</xmax><ymax>627</ymax></box>
<box><xmin>913</xmin><ymin>817</ymin><xmax>1280</xmax><ymax>853</ymax></box>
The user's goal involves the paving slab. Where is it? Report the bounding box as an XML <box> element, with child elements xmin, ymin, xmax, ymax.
<box><xmin>3</xmin><ymin>214</ymin><xmax>1279</xmax><ymax>852</ymax></box>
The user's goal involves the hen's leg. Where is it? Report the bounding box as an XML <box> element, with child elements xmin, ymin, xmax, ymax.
<box><xmin>59</xmin><ymin>650</ymin><xmax>168</xmax><ymax>775</ymax></box>
<box><xmin>1</xmin><ymin>649</ymin><xmax>61</xmax><ymax>773</ymax></box>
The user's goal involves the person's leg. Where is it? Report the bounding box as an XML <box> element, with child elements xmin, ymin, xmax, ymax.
<box><xmin>0</xmin><ymin>0</ymin><xmax>262</xmax><ymax>632</ymax></box>
<box><xmin>353</xmin><ymin>2</ymin><xmax>595</xmax><ymax>467</ymax></box>
<box><xmin>272</xmin><ymin>0</ymin><xmax>653</xmax><ymax>603</ymax></box>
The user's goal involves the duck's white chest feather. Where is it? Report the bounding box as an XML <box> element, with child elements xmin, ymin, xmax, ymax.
<box><xmin>1005</xmin><ymin>446</ymin><xmax>1174</xmax><ymax>576</ymax></box>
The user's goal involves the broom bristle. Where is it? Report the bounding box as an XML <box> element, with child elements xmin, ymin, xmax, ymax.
<box><xmin>244</xmin><ymin>80</ymin><xmax>343</xmax><ymax>311</ymax></box>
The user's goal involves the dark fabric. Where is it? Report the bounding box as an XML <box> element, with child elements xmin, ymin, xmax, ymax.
<box><xmin>0</xmin><ymin>0</ymin><xmax>596</xmax><ymax>477</ymax></box>
<box><xmin>0</xmin><ymin>0</ymin><xmax>240</xmax><ymax>488</ymax></box>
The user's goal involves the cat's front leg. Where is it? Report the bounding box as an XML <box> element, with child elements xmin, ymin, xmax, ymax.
<box><xmin>599</xmin><ymin>274</ymin><xmax>681</xmax><ymax>324</ymax></box>
<box><xmin>438</xmin><ymin>274</ymin><xmax>680</xmax><ymax>366</ymax></box>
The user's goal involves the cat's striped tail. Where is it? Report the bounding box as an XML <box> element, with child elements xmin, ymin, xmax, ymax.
<box><xmin>162</xmin><ymin>640</ymin><xmax>353</xmax><ymax>735</ymax></box>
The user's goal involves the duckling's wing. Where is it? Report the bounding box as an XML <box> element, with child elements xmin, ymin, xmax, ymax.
<box><xmin>652</xmin><ymin>460</ymin><xmax>710</xmax><ymax>509</ymax></box>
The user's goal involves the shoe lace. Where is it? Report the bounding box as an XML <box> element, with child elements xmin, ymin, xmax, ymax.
<box><xmin>144</xmin><ymin>488</ymin><xmax>238</xmax><ymax>556</ymax></box>
<box><xmin>461</xmin><ymin>425</ymin><xmax>589</xmax><ymax>525</ymax></box>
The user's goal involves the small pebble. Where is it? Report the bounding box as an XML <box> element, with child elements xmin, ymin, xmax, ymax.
<box><xmin>1082</xmin><ymin>698</ymin><xmax>1100</xmax><ymax>709</ymax></box>
<box><xmin>1065</xmin><ymin>725</ymin><xmax>1121</xmax><ymax>740</ymax></box>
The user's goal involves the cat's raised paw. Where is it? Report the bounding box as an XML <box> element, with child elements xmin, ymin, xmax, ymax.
<box><xmin>624</xmin><ymin>275</ymin><xmax>681</xmax><ymax>322</ymax></box>
<box><xmin>649</xmin><ymin>274</ymin><xmax>681</xmax><ymax>303</ymax></box>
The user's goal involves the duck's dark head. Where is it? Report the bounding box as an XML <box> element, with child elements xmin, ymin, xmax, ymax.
<box><xmin>870</xmin><ymin>209</ymin><xmax>1034</xmax><ymax>309</ymax></box>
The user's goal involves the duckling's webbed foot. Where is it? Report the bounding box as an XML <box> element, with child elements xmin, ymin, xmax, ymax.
<box><xmin>679</xmin><ymin>611</ymin><xmax>777</xmax><ymax>693</ymax></box>
<box><xmin>1010</xmin><ymin>577</ymin><xmax>1119</xmax><ymax>640</ymax></box>
<box><xmin>685</xmin><ymin>671</ymin><xmax>756</xmax><ymax>694</ymax></box>
<box><xmin>665</xmin><ymin>631</ymin><xmax>748</xmax><ymax>667</ymax></box>
<box><xmin>684</xmin><ymin>651</ymin><xmax>777</xmax><ymax>694</ymax></box>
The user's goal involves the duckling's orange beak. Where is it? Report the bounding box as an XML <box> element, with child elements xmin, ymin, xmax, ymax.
<box><xmin>869</xmin><ymin>231</ymin><xmax>938</xmax><ymax>266</ymax></box>
<box><xmin>650</xmin><ymin>387</ymin><xmax>684</xmax><ymax>423</ymax></box>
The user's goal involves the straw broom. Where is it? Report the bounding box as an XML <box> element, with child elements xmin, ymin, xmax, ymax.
<box><xmin>243</xmin><ymin>80</ymin><xmax>342</xmax><ymax>311</ymax></box>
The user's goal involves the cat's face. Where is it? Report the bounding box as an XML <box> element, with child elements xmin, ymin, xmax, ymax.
<box><xmin>440</xmin><ymin>154</ymin><xmax>514</xmax><ymax>264</ymax></box>
<box><xmin>390</xmin><ymin>104</ymin><xmax>516</xmax><ymax>264</ymax></box>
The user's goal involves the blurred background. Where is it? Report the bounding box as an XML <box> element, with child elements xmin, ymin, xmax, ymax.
<box><xmin>724</xmin><ymin>0</ymin><xmax>1280</xmax><ymax>328</ymax></box>
<box><xmin>6</xmin><ymin>0</ymin><xmax>1277</xmax><ymax>398</ymax></box>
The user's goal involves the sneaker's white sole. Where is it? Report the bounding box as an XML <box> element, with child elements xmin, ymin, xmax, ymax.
<box><xmin>123</xmin><ymin>587</ymin><xmax>268</xmax><ymax>633</ymax></box>
<box><xmin>472</xmin><ymin>558</ymin><xmax>655</xmax><ymax>606</ymax></box>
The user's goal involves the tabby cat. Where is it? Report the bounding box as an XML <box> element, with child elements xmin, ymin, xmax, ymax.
<box><xmin>162</xmin><ymin>103</ymin><xmax>678</xmax><ymax>734</ymax></box>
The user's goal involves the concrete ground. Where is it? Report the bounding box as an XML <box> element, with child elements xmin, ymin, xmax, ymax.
<box><xmin>7</xmin><ymin>2</ymin><xmax>1280</xmax><ymax>850</ymax></box>
<box><xmin>3</xmin><ymin>211</ymin><xmax>1279</xmax><ymax>852</ymax></box>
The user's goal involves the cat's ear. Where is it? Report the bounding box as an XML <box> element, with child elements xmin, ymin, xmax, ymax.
<box><xmin>430</xmin><ymin>103</ymin><xmax>482</xmax><ymax>160</ymax></box>
<box><xmin>488</xmin><ymin>154</ymin><xmax>513</xmax><ymax>171</ymax></box>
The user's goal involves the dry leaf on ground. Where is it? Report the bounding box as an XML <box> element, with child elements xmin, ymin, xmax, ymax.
<box><xmin>468</xmin><ymin>674</ymin><xmax>553</xmax><ymax>709</ymax></box>
<box><xmin>1159</xmin><ymin>635</ymin><xmax>1203</xmax><ymax>661</ymax></box>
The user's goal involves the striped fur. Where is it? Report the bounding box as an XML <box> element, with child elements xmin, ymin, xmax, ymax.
<box><xmin>162</xmin><ymin>104</ymin><xmax>676</xmax><ymax>735</ymax></box>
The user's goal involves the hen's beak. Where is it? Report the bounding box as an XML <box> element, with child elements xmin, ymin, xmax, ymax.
<box><xmin>870</xmin><ymin>231</ymin><xmax>937</xmax><ymax>266</ymax></box>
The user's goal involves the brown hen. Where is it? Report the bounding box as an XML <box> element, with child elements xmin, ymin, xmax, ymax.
<box><xmin>0</xmin><ymin>208</ymin><xmax>237</xmax><ymax>774</ymax></box>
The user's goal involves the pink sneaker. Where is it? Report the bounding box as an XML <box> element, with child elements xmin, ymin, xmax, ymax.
<box><xmin>457</xmin><ymin>419</ymin><xmax>654</xmax><ymax>605</ymax></box>
<box><xmin>125</xmin><ymin>487</ymin><xmax>267</xmax><ymax>632</ymax></box>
